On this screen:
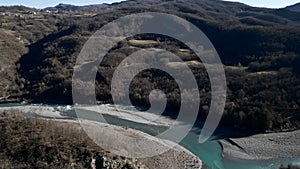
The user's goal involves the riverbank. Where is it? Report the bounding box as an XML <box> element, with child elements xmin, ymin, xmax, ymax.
<box><xmin>76</xmin><ymin>105</ymin><xmax>176</xmax><ymax>127</ymax></box>
<box><xmin>220</xmin><ymin>130</ymin><xmax>300</xmax><ymax>160</ymax></box>
<box><xmin>3</xmin><ymin>104</ymin><xmax>300</xmax><ymax>169</ymax></box>
<box><xmin>76</xmin><ymin>119</ymin><xmax>202</xmax><ymax>169</ymax></box>
<box><xmin>0</xmin><ymin>106</ymin><xmax>202</xmax><ymax>169</ymax></box>
<box><xmin>0</xmin><ymin>104</ymin><xmax>71</xmax><ymax>119</ymax></box>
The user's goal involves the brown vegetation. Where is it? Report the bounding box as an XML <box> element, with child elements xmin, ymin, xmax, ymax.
<box><xmin>0</xmin><ymin>0</ymin><xmax>300</xmax><ymax>134</ymax></box>
<box><xmin>0</xmin><ymin>112</ymin><xmax>144</xmax><ymax>169</ymax></box>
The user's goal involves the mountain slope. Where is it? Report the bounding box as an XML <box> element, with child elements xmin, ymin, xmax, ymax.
<box><xmin>0</xmin><ymin>0</ymin><xmax>300</xmax><ymax>133</ymax></box>
<box><xmin>287</xmin><ymin>3</ymin><xmax>300</xmax><ymax>12</ymax></box>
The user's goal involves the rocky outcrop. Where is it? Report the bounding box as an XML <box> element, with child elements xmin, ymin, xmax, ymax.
<box><xmin>91</xmin><ymin>152</ymin><xmax>144</xmax><ymax>169</ymax></box>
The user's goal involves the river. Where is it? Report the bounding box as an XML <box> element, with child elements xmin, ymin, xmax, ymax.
<box><xmin>0</xmin><ymin>103</ymin><xmax>299</xmax><ymax>169</ymax></box>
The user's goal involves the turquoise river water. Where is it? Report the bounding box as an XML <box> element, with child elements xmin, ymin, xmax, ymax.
<box><xmin>1</xmin><ymin>103</ymin><xmax>299</xmax><ymax>169</ymax></box>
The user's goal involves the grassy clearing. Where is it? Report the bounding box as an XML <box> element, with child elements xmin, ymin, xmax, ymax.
<box><xmin>225</xmin><ymin>65</ymin><xmax>247</xmax><ymax>70</ymax></box>
<box><xmin>179</xmin><ymin>49</ymin><xmax>190</xmax><ymax>53</ymax></box>
<box><xmin>129</xmin><ymin>40</ymin><xmax>158</xmax><ymax>45</ymax></box>
<box><xmin>28</xmin><ymin>15</ymin><xmax>44</xmax><ymax>19</ymax></box>
<box><xmin>249</xmin><ymin>71</ymin><xmax>278</xmax><ymax>76</ymax></box>
<box><xmin>166</xmin><ymin>60</ymin><xmax>202</xmax><ymax>68</ymax></box>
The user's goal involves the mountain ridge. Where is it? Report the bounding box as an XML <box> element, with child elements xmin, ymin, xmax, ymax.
<box><xmin>286</xmin><ymin>2</ymin><xmax>300</xmax><ymax>12</ymax></box>
<box><xmin>42</xmin><ymin>0</ymin><xmax>300</xmax><ymax>12</ymax></box>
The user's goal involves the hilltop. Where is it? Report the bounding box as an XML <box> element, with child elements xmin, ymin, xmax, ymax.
<box><xmin>287</xmin><ymin>3</ymin><xmax>300</xmax><ymax>12</ymax></box>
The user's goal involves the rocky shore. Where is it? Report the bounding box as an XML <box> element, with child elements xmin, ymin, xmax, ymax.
<box><xmin>79</xmin><ymin>119</ymin><xmax>202</xmax><ymax>169</ymax></box>
<box><xmin>0</xmin><ymin>106</ymin><xmax>202</xmax><ymax>169</ymax></box>
<box><xmin>220</xmin><ymin>130</ymin><xmax>300</xmax><ymax>160</ymax></box>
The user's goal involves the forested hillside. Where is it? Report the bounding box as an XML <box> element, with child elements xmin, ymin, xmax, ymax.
<box><xmin>0</xmin><ymin>0</ymin><xmax>300</xmax><ymax>134</ymax></box>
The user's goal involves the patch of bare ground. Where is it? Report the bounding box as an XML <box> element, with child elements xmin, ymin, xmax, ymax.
<box><xmin>0</xmin><ymin>111</ymin><xmax>201</xmax><ymax>169</ymax></box>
